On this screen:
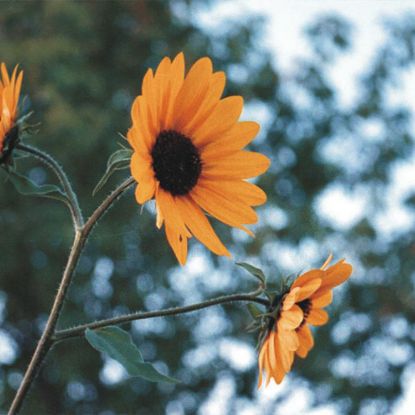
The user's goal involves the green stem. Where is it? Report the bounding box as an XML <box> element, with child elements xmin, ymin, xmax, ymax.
<box><xmin>52</xmin><ymin>290</ymin><xmax>269</xmax><ymax>342</ymax></box>
<box><xmin>8</xmin><ymin>177</ymin><xmax>134</xmax><ymax>415</ymax></box>
<box><xmin>16</xmin><ymin>143</ymin><xmax>84</xmax><ymax>230</ymax></box>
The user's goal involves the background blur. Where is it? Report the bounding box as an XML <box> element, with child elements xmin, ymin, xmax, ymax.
<box><xmin>1</xmin><ymin>0</ymin><xmax>415</xmax><ymax>414</ymax></box>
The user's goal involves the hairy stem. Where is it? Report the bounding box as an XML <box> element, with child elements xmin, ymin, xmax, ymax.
<box><xmin>8</xmin><ymin>178</ymin><xmax>134</xmax><ymax>415</ymax></box>
<box><xmin>16</xmin><ymin>143</ymin><xmax>84</xmax><ymax>230</ymax></box>
<box><xmin>52</xmin><ymin>290</ymin><xmax>269</xmax><ymax>342</ymax></box>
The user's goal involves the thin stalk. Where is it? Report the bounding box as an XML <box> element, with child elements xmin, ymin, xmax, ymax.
<box><xmin>52</xmin><ymin>290</ymin><xmax>270</xmax><ymax>342</ymax></box>
<box><xmin>16</xmin><ymin>143</ymin><xmax>84</xmax><ymax>230</ymax></box>
<box><xmin>8</xmin><ymin>178</ymin><xmax>134</xmax><ymax>415</ymax></box>
<box><xmin>8</xmin><ymin>231</ymin><xmax>85</xmax><ymax>415</ymax></box>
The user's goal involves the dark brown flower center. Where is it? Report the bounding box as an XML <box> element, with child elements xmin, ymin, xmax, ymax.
<box><xmin>297</xmin><ymin>298</ymin><xmax>312</xmax><ymax>328</ymax></box>
<box><xmin>151</xmin><ymin>130</ymin><xmax>202</xmax><ymax>196</ymax></box>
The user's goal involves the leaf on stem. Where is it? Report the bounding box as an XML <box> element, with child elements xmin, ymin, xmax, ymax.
<box><xmin>93</xmin><ymin>148</ymin><xmax>132</xmax><ymax>195</ymax></box>
<box><xmin>236</xmin><ymin>262</ymin><xmax>266</xmax><ymax>284</ymax></box>
<box><xmin>85</xmin><ymin>326</ymin><xmax>179</xmax><ymax>384</ymax></box>
<box><xmin>2</xmin><ymin>169</ymin><xmax>68</xmax><ymax>203</ymax></box>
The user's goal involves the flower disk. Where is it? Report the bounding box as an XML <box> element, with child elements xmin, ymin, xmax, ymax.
<box><xmin>128</xmin><ymin>53</ymin><xmax>271</xmax><ymax>265</ymax></box>
<box><xmin>0</xmin><ymin>63</ymin><xmax>23</xmax><ymax>160</ymax></box>
<box><xmin>151</xmin><ymin>130</ymin><xmax>202</xmax><ymax>196</ymax></box>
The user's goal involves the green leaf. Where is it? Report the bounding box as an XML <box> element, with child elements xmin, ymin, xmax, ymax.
<box><xmin>3</xmin><ymin>169</ymin><xmax>68</xmax><ymax>203</ymax></box>
<box><xmin>85</xmin><ymin>326</ymin><xmax>179</xmax><ymax>384</ymax></box>
<box><xmin>246</xmin><ymin>303</ymin><xmax>263</xmax><ymax>319</ymax></box>
<box><xmin>93</xmin><ymin>148</ymin><xmax>132</xmax><ymax>195</ymax></box>
<box><xmin>236</xmin><ymin>262</ymin><xmax>266</xmax><ymax>283</ymax></box>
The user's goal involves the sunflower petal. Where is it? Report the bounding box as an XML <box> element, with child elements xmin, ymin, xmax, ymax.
<box><xmin>295</xmin><ymin>278</ymin><xmax>322</xmax><ymax>302</ymax></box>
<box><xmin>175</xmin><ymin>196</ymin><xmax>230</xmax><ymax>257</ymax></box>
<box><xmin>291</xmin><ymin>269</ymin><xmax>325</xmax><ymax>290</ymax></box>
<box><xmin>307</xmin><ymin>308</ymin><xmax>329</xmax><ymax>326</ymax></box>
<box><xmin>296</xmin><ymin>324</ymin><xmax>314</xmax><ymax>358</ymax></box>
<box><xmin>279</xmin><ymin>306</ymin><xmax>303</xmax><ymax>330</ymax></box>
<box><xmin>191</xmin><ymin>182</ymin><xmax>258</xmax><ymax>227</ymax></box>
<box><xmin>192</xmin><ymin>96</ymin><xmax>244</xmax><ymax>147</ymax></box>
<box><xmin>311</xmin><ymin>289</ymin><xmax>333</xmax><ymax>308</ymax></box>
<box><xmin>201</xmin><ymin>121</ymin><xmax>260</xmax><ymax>159</ymax></box>
<box><xmin>173</xmin><ymin>57</ymin><xmax>213</xmax><ymax>130</ymax></box>
<box><xmin>320</xmin><ymin>260</ymin><xmax>352</xmax><ymax>291</ymax></box>
<box><xmin>165</xmin><ymin>224</ymin><xmax>188</xmax><ymax>266</ymax></box>
<box><xmin>202</xmin><ymin>151</ymin><xmax>270</xmax><ymax>180</ymax></box>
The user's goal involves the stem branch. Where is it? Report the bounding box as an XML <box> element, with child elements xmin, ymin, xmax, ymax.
<box><xmin>53</xmin><ymin>290</ymin><xmax>269</xmax><ymax>342</ymax></box>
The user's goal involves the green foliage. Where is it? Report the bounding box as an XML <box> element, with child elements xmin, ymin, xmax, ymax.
<box><xmin>93</xmin><ymin>146</ymin><xmax>132</xmax><ymax>195</ymax></box>
<box><xmin>0</xmin><ymin>1</ymin><xmax>414</xmax><ymax>414</ymax></box>
<box><xmin>236</xmin><ymin>262</ymin><xmax>266</xmax><ymax>284</ymax></box>
<box><xmin>85</xmin><ymin>326</ymin><xmax>179</xmax><ymax>384</ymax></box>
<box><xmin>1</xmin><ymin>168</ymin><xmax>67</xmax><ymax>203</ymax></box>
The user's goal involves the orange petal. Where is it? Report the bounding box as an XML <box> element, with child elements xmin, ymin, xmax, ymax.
<box><xmin>282</xmin><ymin>287</ymin><xmax>300</xmax><ymax>310</ymax></box>
<box><xmin>291</xmin><ymin>269</ymin><xmax>325</xmax><ymax>290</ymax></box>
<box><xmin>277</xmin><ymin>332</ymin><xmax>295</xmax><ymax>373</ymax></box>
<box><xmin>196</xmin><ymin>179</ymin><xmax>266</xmax><ymax>207</ymax></box>
<box><xmin>165</xmin><ymin>52</ymin><xmax>185</xmax><ymax>129</ymax></box>
<box><xmin>175</xmin><ymin>196</ymin><xmax>230</xmax><ymax>257</ymax></box>
<box><xmin>192</xmin><ymin>96</ymin><xmax>244</xmax><ymax>147</ymax></box>
<box><xmin>320</xmin><ymin>260</ymin><xmax>352</xmax><ymax>291</ymax></box>
<box><xmin>279</xmin><ymin>305</ymin><xmax>303</xmax><ymax>330</ymax></box>
<box><xmin>173</xmin><ymin>57</ymin><xmax>213</xmax><ymax>130</ymax></box>
<box><xmin>295</xmin><ymin>278</ymin><xmax>322</xmax><ymax>302</ymax></box>
<box><xmin>311</xmin><ymin>289</ymin><xmax>333</xmax><ymax>308</ymax></box>
<box><xmin>130</xmin><ymin>152</ymin><xmax>152</xmax><ymax>182</ymax></box>
<box><xmin>201</xmin><ymin>151</ymin><xmax>270</xmax><ymax>180</ymax></box>
<box><xmin>257</xmin><ymin>338</ymin><xmax>268</xmax><ymax>388</ymax></box>
<box><xmin>296</xmin><ymin>324</ymin><xmax>314</xmax><ymax>358</ymax></box>
<box><xmin>182</xmin><ymin>71</ymin><xmax>226</xmax><ymax>136</ymax></box>
<box><xmin>307</xmin><ymin>308</ymin><xmax>329</xmax><ymax>326</ymax></box>
<box><xmin>154</xmin><ymin>57</ymin><xmax>172</xmax><ymax>129</ymax></box>
<box><xmin>191</xmin><ymin>182</ymin><xmax>258</xmax><ymax>229</ymax></box>
<box><xmin>165</xmin><ymin>224</ymin><xmax>188</xmax><ymax>266</ymax></box>
<box><xmin>134</xmin><ymin>177</ymin><xmax>156</xmax><ymax>204</ymax></box>
<box><xmin>201</xmin><ymin>121</ymin><xmax>260</xmax><ymax>159</ymax></box>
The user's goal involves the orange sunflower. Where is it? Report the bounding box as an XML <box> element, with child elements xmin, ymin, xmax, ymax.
<box><xmin>292</xmin><ymin>255</ymin><xmax>352</xmax><ymax>358</ymax></box>
<box><xmin>0</xmin><ymin>63</ymin><xmax>23</xmax><ymax>161</ymax></box>
<box><xmin>257</xmin><ymin>256</ymin><xmax>352</xmax><ymax>387</ymax></box>
<box><xmin>127</xmin><ymin>53</ymin><xmax>270</xmax><ymax>265</ymax></box>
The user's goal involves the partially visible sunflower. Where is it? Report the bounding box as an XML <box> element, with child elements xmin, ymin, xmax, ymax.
<box><xmin>258</xmin><ymin>286</ymin><xmax>304</xmax><ymax>386</ymax></box>
<box><xmin>257</xmin><ymin>256</ymin><xmax>352</xmax><ymax>387</ymax></box>
<box><xmin>0</xmin><ymin>63</ymin><xmax>23</xmax><ymax>163</ymax></box>
<box><xmin>292</xmin><ymin>255</ymin><xmax>352</xmax><ymax>358</ymax></box>
<box><xmin>127</xmin><ymin>53</ymin><xmax>270</xmax><ymax>265</ymax></box>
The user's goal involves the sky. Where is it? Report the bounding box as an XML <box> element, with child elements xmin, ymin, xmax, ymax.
<box><xmin>193</xmin><ymin>1</ymin><xmax>415</xmax><ymax>414</ymax></box>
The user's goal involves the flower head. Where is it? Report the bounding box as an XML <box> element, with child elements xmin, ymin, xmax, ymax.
<box><xmin>258</xmin><ymin>256</ymin><xmax>352</xmax><ymax>387</ymax></box>
<box><xmin>128</xmin><ymin>53</ymin><xmax>270</xmax><ymax>265</ymax></box>
<box><xmin>0</xmin><ymin>63</ymin><xmax>23</xmax><ymax>163</ymax></box>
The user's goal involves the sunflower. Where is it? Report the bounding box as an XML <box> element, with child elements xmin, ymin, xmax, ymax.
<box><xmin>257</xmin><ymin>287</ymin><xmax>303</xmax><ymax>386</ymax></box>
<box><xmin>257</xmin><ymin>256</ymin><xmax>352</xmax><ymax>387</ymax></box>
<box><xmin>127</xmin><ymin>53</ymin><xmax>270</xmax><ymax>265</ymax></box>
<box><xmin>0</xmin><ymin>63</ymin><xmax>23</xmax><ymax>163</ymax></box>
<box><xmin>292</xmin><ymin>255</ymin><xmax>352</xmax><ymax>358</ymax></box>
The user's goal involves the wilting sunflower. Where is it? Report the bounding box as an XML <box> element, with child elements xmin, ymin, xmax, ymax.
<box><xmin>258</xmin><ymin>256</ymin><xmax>352</xmax><ymax>387</ymax></box>
<box><xmin>292</xmin><ymin>255</ymin><xmax>352</xmax><ymax>358</ymax></box>
<box><xmin>127</xmin><ymin>53</ymin><xmax>270</xmax><ymax>265</ymax></box>
<box><xmin>0</xmin><ymin>63</ymin><xmax>23</xmax><ymax>163</ymax></box>
<box><xmin>257</xmin><ymin>287</ymin><xmax>303</xmax><ymax>386</ymax></box>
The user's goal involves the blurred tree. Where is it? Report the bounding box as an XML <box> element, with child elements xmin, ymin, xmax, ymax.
<box><xmin>0</xmin><ymin>1</ymin><xmax>414</xmax><ymax>414</ymax></box>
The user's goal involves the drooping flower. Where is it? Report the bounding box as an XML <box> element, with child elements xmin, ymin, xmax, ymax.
<box><xmin>257</xmin><ymin>256</ymin><xmax>352</xmax><ymax>387</ymax></box>
<box><xmin>127</xmin><ymin>53</ymin><xmax>270</xmax><ymax>265</ymax></box>
<box><xmin>0</xmin><ymin>63</ymin><xmax>23</xmax><ymax>163</ymax></box>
